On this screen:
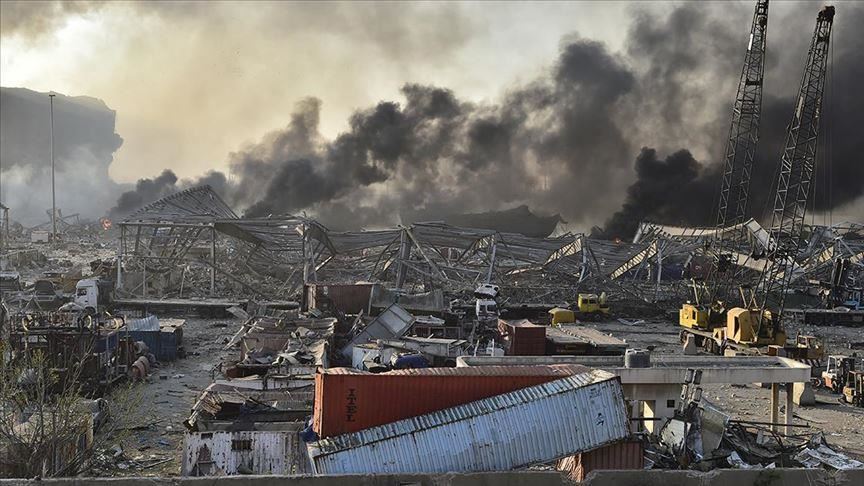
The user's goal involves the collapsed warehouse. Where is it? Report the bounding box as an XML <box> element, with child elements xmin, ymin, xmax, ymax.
<box><xmin>113</xmin><ymin>185</ymin><xmax>862</xmax><ymax>317</ymax></box>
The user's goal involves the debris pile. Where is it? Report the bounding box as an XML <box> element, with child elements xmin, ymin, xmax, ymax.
<box><xmin>642</xmin><ymin>369</ymin><xmax>864</xmax><ymax>471</ymax></box>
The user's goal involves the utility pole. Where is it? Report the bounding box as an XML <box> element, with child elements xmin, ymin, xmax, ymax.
<box><xmin>49</xmin><ymin>93</ymin><xmax>57</xmax><ymax>242</ymax></box>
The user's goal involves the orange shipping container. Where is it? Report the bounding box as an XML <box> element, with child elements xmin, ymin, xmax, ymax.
<box><xmin>313</xmin><ymin>364</ymin><xmax>588</xmax><ymax>438</ymax></box>
<box><xmin>498</xmin><ymin>319</ymin><xmax>547</xmax><ymax>356</ymax></box>
<box><xmin>557</xmin><ymin>441</ymin><xmax>644</xmax><ymax>481</ymax></box>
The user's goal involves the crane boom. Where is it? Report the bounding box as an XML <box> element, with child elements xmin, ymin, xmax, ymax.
<box><xmin>707</xmin><ymin>0</ymin><xmax>769</xmax><ymax>306</ymax></box>
<box><xmin>716</xmin><ymin>0</ymin><xmax>769</xmax><ymax>232</ymax></box>
<box><xmin>759</xmin><ymin>5</ymin><xmax>835</xmax><ymax>317</ymax></box>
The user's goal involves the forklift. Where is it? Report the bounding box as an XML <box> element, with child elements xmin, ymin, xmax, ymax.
<box><xmin>843</xmin><ymin>371</ymin><xmax>864</xmax><ymax>407</ymax></box>
<box><xmin>821</xmin><ymin>355</ymin><xmax>864</xmax><ymax>407</ymax></box>
<box><xmin>821</xmin><ymin>355</ymin><xmax>858</xmax><ymax>393</ymax></box>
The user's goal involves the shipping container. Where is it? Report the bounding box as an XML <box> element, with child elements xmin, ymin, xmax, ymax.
<box><xmin>313</xmin><ymin>364</ymin><xmax>589</xmax><ymax>438</ymax></box>
<box><xmin>557</xmin><ymin>440</ymin><xmax>644</xmax><ymax>481</ymax></box>
<box><xmin>341</xmin><ymin>304</ymin><xmax>414</xmax><ymax>359</ymax></box>
<box><xmin>123</xmin><ymin>323</ymin><xmax>183</xmax><ymax>362</ymax></box>
<box><xmin>303</xmin><ymin>283</ymin><xmax>375</xmax><ymax>314</ymax></box>
<box><xmin>183</xmin><ymin>428</ymin><xmax>309</xmax><ymax>476</ymax></box>
<box><xmin>498</xmin><ymin>319</ymin><xmax>546</xmax><ymax>356</ymax></box>
<box><xmin>307</xmin><ymin>370</ymin><xmax>629</xmax><ymax>474</ymax></box>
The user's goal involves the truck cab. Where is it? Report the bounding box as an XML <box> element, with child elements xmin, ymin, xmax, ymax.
<box><xmin>474</xmin><ymin>284</ymin><xmax>500</xmax><ymax>322</ymax></box>
<box><xmin>475</xmin><ymin>299</ymin><xmax>499</xmax><ymax>321</ymax></box>
<box><xmin>75</xmin><ymin>278</ymin><xmax>114</xmax><ymax>314</ymax></box>
<box><xmin>577</xmin><ymin>293</ymin><xmax>609</xmax><ymax>314</ymax></box>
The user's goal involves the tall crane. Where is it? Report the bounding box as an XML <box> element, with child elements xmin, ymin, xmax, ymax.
<box><xmin>682</xmin><ymin>5</ymin><xmax>836</xmax><ymax>352</ymax></box>
<box><xmin>708</xmin><ymin>0</ymin><xmax>770</xmax><ymax>305</ymax></box>
<box><xmin>755</xmin><ymin>5</ymin><xmax>836</xmax><ymax>323</ymax></box>
<box><xmin>715</xmin><ymin>0</ymin><xmax>769</xmax><ymax>233</ymax></box>
<box><xmin>680</xmin><ymin>0</ymin><xmax>769</xmax><ymax>335</ymax></box>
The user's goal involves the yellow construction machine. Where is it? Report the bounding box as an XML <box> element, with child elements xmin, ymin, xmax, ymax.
<box><xmin>679</xmin><ymin>282</ymin><xmax>726</xmax><ymax>331</ymax></box>
<box><xmin>678</xmin><ymin>3</ymin><xmax>835</xmax><ymax>357</ymax></box>
<box><xmin>549</xmin><ymin>292</ymin><xmax>610</xmax><ymax>326</ymax></box>
<box><xmin>577</xmin><ymin>293</ymin><xmax>609</xmax><ymax>315</ymax></box>
<box><xmin>680</xmin><ymin>284</ymin><xmax>790</xmax><ymax>354</ymax></box>
<box><xmin>712</xmin><ymin>307</ymin><xmax>785</xmax><ymax>348</ymax></box>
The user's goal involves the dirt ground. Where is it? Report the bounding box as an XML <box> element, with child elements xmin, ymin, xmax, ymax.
<box><xmin>586</xmin><ymin>317</ymin><xmax>864</xmax><ymax>460</ymax></box>
<box><xmin>97</xmin><ymin>317</ymin><xmax>239</xmax><ymax>477</ymax></box>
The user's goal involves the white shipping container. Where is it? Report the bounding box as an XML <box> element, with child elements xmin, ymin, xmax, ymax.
<box><xmin>183</xmin><ymin>429</ymin><xmax>309</xmax><ymax>476</ymax></box>
<box><xmin>307</xmin><ymin>369</ymin><xmax>629</xmax><ymax>474</ymax></box>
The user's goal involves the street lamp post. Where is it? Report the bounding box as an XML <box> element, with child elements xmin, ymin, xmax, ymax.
<box><xmin>49</xmin><ymin>93</ymin><xmax>57</xmax><ymax>242</ymax></box>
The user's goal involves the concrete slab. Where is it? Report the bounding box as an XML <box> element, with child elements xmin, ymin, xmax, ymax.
<box><xmin>793</xmin><ymin>382</ymin><xmax>816</xmax><ymax>406</ymax></box>
<box><xmin>457</xmin><ymin>355</ymin><xmax>812</xmax><ymax>385</ymax></box>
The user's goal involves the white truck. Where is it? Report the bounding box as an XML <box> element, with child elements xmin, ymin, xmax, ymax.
<box><xmin>474</xmin><ymin>283</ymin><xmax>500</xmax><ymax>322</ymax></box>
<box><xmin>74</xmin><ymin>278</ymin><xmax>114</xmax><ymax>314</ymax></box>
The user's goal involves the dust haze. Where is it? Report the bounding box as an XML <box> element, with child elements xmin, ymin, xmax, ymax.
<box><xmin>2</xmin><ymin>1</ymin><xmax>861</xmax><ymax>235</ymax></box>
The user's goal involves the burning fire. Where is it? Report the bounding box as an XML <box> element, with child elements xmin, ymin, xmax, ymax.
<box><xmin>100</xmin><ymin>217</ymin><xmax>113</xmax><ymax>231</ymax></box>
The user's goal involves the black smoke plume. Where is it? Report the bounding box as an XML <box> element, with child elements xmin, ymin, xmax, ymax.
<box><xmin>109</xmin><ymin>170</ymin><xmax>178</xmax><ymax>219</ymax></box>
<box><xmin>108</xmin><ymin>169</ymin><xmax>229</xmax><ymax>220</ymax></box>
<box><xmin>594</xmin><ymin>149</ymin><xmax>720</xmax><ymax>239</ymax></box>
<box><xmin>595</xmin><ymin>2</ymin><xmax>864</xmax><ymax>239</ymax></box>
<box><xmin>111</xmin><ymin>2</ymin><xmax>864</xmax><ymax>236</ymax></box>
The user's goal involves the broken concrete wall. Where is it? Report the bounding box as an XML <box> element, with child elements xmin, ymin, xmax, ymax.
<box><xmin>4</xmin><ymin>469</ymin><xmax>864</xmax><ymax>485</ymax></box>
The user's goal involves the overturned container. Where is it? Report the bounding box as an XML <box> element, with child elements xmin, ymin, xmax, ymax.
<box><xmin>313</xmin><ymin>364</ymin><xmax>589</xmax><ymax>438</ymax></box>
<box><xmin>307</xmin><ymin>369</ymin><xmax>629</xmax><ymax>474</ymax></box>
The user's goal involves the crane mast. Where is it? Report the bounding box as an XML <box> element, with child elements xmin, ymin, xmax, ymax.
<box><xmin>758</xmin><ymin>6</ymin><xmax>835</xmax><ymax>322</ymax></box>
<box><xmin>715</xmin><ymin>0</ymin><xmax>769</xmax><ymax>232</ymax></box>
<box><xmin>707</xmin><ymin>0</ymin><xmax>769</xmax><ymax>306</ymax></box>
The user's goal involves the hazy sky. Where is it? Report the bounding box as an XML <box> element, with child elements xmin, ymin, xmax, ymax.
<box><xmin>2</xmin><ymin>0</ymin><xmax>861</xmax><ymax>228</ymax></box>
<box><xmin>1</xmin><ymin>1</ymin><xmax>630</xmax><ymax>183</ymax></box>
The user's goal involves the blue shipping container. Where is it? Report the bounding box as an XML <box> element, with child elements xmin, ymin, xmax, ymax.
<box><xmin>124</xmin><ymin>326</ymin><xmax>182</xmax><ymax>362</ymax></box>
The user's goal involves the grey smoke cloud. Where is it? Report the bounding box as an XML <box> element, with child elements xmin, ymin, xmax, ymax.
<box><xmin>4</xmin><ymin>1</ymin><xmax>860</xmax><ymax>235</ymax></box>
<box><xmin>109</xmin><ymin>2</ymin><xmax>864</xmax><ymax>236</ymax></box>
<box><xmin>0</xmin><ymin>1</ymin><xmax>103</xmax><ymax>41</ymax></box>
<box><xmin>0</xmin><ymin>87</ymin><xmax>124</xmax><ymax>224</ymax></box>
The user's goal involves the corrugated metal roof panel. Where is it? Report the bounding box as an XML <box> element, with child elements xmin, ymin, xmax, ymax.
<box><xmin>307</xmin><ymin>370</ymin><xmax>628</xmax><ymax>474</ymax></box>
<box><xmin>341</xmin><ymin>304</ymin><xmax>414</xmax><ymax>359</ymax></box>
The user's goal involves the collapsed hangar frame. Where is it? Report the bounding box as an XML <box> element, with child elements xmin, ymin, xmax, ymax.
<box><xmin>116</xmin><ymin>186</ymin><xmax>861</xmax><ymax>303</ymax></box>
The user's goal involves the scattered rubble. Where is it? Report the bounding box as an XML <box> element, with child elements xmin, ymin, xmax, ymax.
<box><xmin>1</xmin><ymin>124</ymin><xmax>862</xmax><ymax>480</ymax></box>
